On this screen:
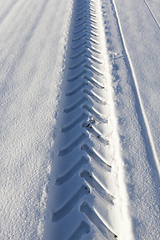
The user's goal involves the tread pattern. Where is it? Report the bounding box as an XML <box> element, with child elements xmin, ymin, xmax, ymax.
<box><xmin>44</xmin><ymin>0</ymin><xmax>122</xmax><ymax>239</ymax></box>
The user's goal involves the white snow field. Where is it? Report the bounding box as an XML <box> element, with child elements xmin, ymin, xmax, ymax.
<box><xmin>1</xmin><ymin>0</ymin><xmax>160</xmax><ymax>239</ymax></box>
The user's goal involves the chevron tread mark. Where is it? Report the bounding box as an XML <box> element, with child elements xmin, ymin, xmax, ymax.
<box><xmin>44</xmin><ymin>0</ymin><xmax>123</xmax><ymax>239</ymax></box>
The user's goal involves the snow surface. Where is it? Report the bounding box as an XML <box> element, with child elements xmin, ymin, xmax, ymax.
<box><xmin>1</xmin><ymin>0</ymin><xmax>160</xmax><ymax>239</ymax></box>
<box><xmin>0</xmin><ymin>0</ymin><xmax>73</xmax><ymax>239</ymax></box>
<box><xmin>111</xmin><ymin>0</ymin><xmax>160</xmax><ymax>239</ymax></box>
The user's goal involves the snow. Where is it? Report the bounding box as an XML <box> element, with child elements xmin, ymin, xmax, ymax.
<box><xmin>1</xmin><ymin>0</ymin><xmax>160</xmax><ymax>239</ymax></box>
<box><xmin>105</xmin><ymin>0</ymin><xmax>160</xmax><ymax>239</ymax></box>
<box><xmin>0</xmin><ymin>0</ymin><xmax>73</xmax><ymax>239</ymax></box>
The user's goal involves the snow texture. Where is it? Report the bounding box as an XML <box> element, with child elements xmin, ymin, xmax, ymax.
<box><xmin>1</xmin><ymin>0</ymin><xmax>160</xmax><ymax>239</ymax></box>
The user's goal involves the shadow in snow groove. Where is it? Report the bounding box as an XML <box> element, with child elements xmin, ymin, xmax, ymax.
<box><xmin>43</xmin><ymin>0</ymin><xmax>122</xmax><ymax>239</ymax></box>
<box><xmin>0</xmin><ymin>0</ymin><xmax>19</xmax><ymax>24</ymax></box>
<box><xmin>110</xmin><ymin>0</ymin><xmax>160</xmax><ymax>181</ymax></box>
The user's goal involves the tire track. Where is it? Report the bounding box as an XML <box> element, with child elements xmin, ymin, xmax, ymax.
<box><xmin>43</xmin><ymin>0</ymin><xmax>125</xmax><ymax>239</ymax></box>
<box><xmin>144</xmin><ymin>0</ymin><xmax>160</xmax><ymax>30</ymax></box>
<box><xmin>110</xmin><ymin>0</ymin><xmax>160</xmax><ymax>182</ymax></box>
